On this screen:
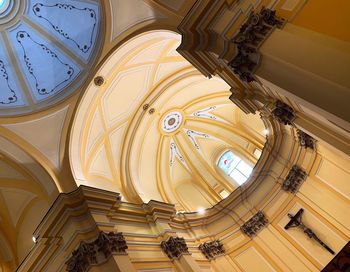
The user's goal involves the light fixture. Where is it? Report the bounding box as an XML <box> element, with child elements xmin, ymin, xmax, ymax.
<box><xmin>263</xmin><ymin>129</ymin><xmax>269</xmax><ymax>135</ymax></box>
<box><xmin>197</xmin><ymin>208</ymin><xmax>205</xmax><ymax>215</ymax></box>
<box><xmin>32</xmin><ymin>236</ymin><xmax>37</xmax><ymax>243</ymax></box>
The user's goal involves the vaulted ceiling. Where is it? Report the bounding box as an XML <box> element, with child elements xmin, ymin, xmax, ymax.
<box><xmin>0</xmin><ymin>0</ymin><xmax>198</xmax><ymax>267</ymax></box>
<box><xmin>0</xmin><ymin>0</ymin><xmax>101</xmax><ymax>115</ymax></box>
<box><xmin>70</xmin><ymin>31</ymin><xmax>267</xmax><ymax>211</ymax></box>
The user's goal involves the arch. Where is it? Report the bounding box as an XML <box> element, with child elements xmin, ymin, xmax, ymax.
<box><xmin>70</xmin><ymin>29</ymin><xmax>268</xmax><ymax>212</ymax></box>
<box><xmin>0</xmin><ymin>135</ymin><xmax>58</xmax><ymax>266</ymax></box>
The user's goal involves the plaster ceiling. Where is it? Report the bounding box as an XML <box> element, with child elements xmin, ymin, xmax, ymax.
<box><xmin>0</xmin><ymin>136</ymin><xmax>58</xmax><ymax>264</ymax></box>
<box><xmin>71</xmin><ymin>31</ymin><xmax>266</xmax><ymax>211</ymax></box>
<box><xmin>0</xmin><ymin>0</ymin><xmax>101</xmax><ymax>116</ymax></box>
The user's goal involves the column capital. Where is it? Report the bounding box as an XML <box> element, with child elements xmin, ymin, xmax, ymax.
<box><xmin>271</xmin><ymin>100</ymin><xmax>295</xmax><ymax>125</ymax></box>
<box><xmin>161</xmin><ymin>236</ymin><xmax>190</xmax><ymax>260</ymax></box>
<box><xmin>199</xmin><ymin>240</ymin><xmax>225</xmax><ymax>260</ymax></box>
<box><xmin>282</xmin><ymin>165</ymin><xmax>307</xmax><ymax>193</ymax></box>
<box><xmin>297</xmin><ymin>129</ymin><xmax>316</xmax><ymax>150</ymax></box>
<box><xmin>241</xmin><ymin>211</ymin><xmax>268</xmax><ymax>237</ymax></box>
<box><xmin>65</xmin><ymin>231</ymin><xmax>128</xmax><ymax>272</ymax></box>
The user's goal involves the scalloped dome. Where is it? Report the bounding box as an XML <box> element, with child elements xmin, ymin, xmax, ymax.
<box><xmin>0</xmin><ymin>0</ymin><xmax>101</xmax><ymax>115</ymax></box>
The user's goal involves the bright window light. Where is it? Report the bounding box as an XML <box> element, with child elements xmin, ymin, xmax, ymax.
<box><xmin>253</xmin><ymin>148</ymin><xmax>262</xmax><ymax>158</ymax></box>
<box><xmin>219</xmin><ymin>190</ymin><xmax>229</xmax><ymax>199</ymax></box>
<box><xmin>197</xmin><ymin>207</ymin><xmax>205</xmax><ymax>214</ymax></box>
<box><xmin>218</xmin><ymin>151</ymin><xmax>253</xmax><ymax>185</ymax></box>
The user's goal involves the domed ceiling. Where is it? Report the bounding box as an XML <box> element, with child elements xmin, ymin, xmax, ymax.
<box><xmin>70</xmin><ymin>31</ymin><xmax>266</xmax><ymax>212</ymax></box>
<box><xmin>0</xmin><ymin>0</ymin><xmax>101</xmax><ymax>115</ymax></box>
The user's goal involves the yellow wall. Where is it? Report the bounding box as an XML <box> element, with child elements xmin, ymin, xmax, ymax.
<box><xmin>292</xmin><ymin>0</ymin><xmax>350</xmax><ymax>42</ymax></box>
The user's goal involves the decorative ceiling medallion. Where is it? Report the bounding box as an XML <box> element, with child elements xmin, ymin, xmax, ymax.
<box><xmin>161</xmin><ymin>111</ymin><xmax>183</xmax><ymax>133</ymax></box>
<box><xmin>0</xmin><ymin>0</ymin><xmax>101</xmax><ymax>116</ymax></box>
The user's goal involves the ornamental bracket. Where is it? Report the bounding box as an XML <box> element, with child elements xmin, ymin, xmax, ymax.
<box><xmin>199</xmin><ymin>240</ymin><xmax>225</xmax><ymax>260</ymax></box>
<box><xmin>161</xmin><ymin>236</ymin><xmax>190</xmax><ymax>260</ymax></box>
<box><xmin>65</xmin><ymin>232</ymin><xmax>128</xmax><ymax>272</ymax></box>
<box><xmin>229</xmin><ymin>7</ymin><xmax>285</xmax><ymax>82</ymax></box>
<box><xmin>297</xmin><ymin>129</ymin><xmax>316</xmax><ymax>150</ymax></box>
<box><xmin>282</xmin><ymin>165</ymin><xmax>307</xmax><ymax>193</ymax></box>
<box><xmin>271</xmin><ymin>100</ymin><xmax>295</xmax><ymax>125</ymax></box>
<box><xmin>241</xmin><ymin>211</ymin><xmax>268</xmax><ymax>237</ymax></box>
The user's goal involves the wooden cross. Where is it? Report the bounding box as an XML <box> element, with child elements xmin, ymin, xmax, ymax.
<box><xmin>284</xmin><ymin>208</ymin><xmax>335</xmax><ymax>255</ymax></box>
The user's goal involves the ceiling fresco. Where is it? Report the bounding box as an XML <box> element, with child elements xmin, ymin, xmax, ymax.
<box><xmin>0</xmin><ymin>0</ymin><xmax>101</xmax><ymax>115</ymax></box>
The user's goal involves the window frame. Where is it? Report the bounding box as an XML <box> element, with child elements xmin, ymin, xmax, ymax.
<box><xmin>216</xmin><ymin>150</ymin><xmax>253</xmax><ymax>186</ymax></box>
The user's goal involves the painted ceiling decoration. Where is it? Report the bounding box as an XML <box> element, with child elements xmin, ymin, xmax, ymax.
<box><xmin>70</xmin><ymin>31</ymin><xmax>267</xmax><ymax>212</ymax></box>
<box><xmin>191</xmin><ymin>105</ymin><xmax>229</xmax><ymax>124</ymax></box>
<box><xmin>169</xmin><ymin>139</ymin><xmax>188</xmax><ymax>170</ymax></box>
<box><xmin>0</xmin><ymin>0</ymin><xmax>101</xmax><ymax>115</ymax></box>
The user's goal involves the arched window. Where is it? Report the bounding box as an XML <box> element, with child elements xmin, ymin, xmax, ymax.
<box><xmin>217</xmin><ymin>151</ymin><xmax>253</xmax><ymax>185</ymax></box>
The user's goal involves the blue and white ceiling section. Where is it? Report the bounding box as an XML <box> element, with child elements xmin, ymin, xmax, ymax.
<box><xmin>0</xmin><ymin>0</ymin><xmax>101</xmax><ymax>115</ymax></box>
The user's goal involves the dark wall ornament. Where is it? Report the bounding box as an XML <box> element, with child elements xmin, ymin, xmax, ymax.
<box><xmin>96</xmin><ymin>232</ymin><xmax>128</xmax><ymax>258</ymax></box>
<box><xmin>94</xmin><ymin>76</ymin><xmax>104</xmax><ymax>86</ymax></box>
<box><xmin>241</xmin><ymin>211</ymin><xmax>268</xmax><ymax>237</ymax></box>
<box><xmin>271</xmin><ymin>100</ymin><xmax>295</xmax><ymax>125</ymax></box>
<box><xmin>229</xmin><ymin>7</ymin><xmax>285</xmax><ymax>82</ymax></box>
<box><xmin>161</xmin><ymin>237</ymin><xmax>189</xmax><ymax>260</ymax></box>
<box><xmin>297</xmin><ymin>129</ymin><xmax>316</xmax><ymax>150</ymax></box>
<box><xmin>199</xmin><ymin>240</ymin><xmax>225</xmax><ymax>260</ymax></box>
<box><xmin>65</xmin><ymin>232</ymin><xmax>128</xmax><ymax>272</ymax></box>
<box><xmin>282</xmin><ymin>165</ymin><xmax>307</xmax><ymax>193</ymax></box>
<box><xmin>285</xmin><ymin>209</ymin><xmax>335</xmax><ymax>255</ymax></box>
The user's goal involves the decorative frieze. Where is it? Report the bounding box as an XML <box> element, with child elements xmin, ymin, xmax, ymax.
<box><xmin>65</xmin><ymin>232</ymin><xmax>127</xmax><ymax>272</ymax></box>
<box><xmin>161</xmin><ymin>237</ymin><xmax>189</xmax><ymax>259</ymax></box>
<box><xmin>282</xmin><ymin>165</ymin><xmax>307</xmax><ymax>193</ymax></box>
<box><xmin>297</xmin><ymin>129</ymin><xmax>316</xmax><ymax>150</ymax></box>
<box><xmin>199</xmin><ymin>240</ymin><xmax>225</xmax><ymax>260</ymax></box>
<box><xmin>271</xmin><ymin>100</ymin><xmax>295</xmax><ymax>125</ymax></box>
<box><xmin>229</xmin><ymin>7</ymin><xmax>285</xmax><ymax>82</ymax></box>
<box><xmin>241</xmin><ymin>211</ymin><xmax>268</xmax><ymax>237</ymax></box>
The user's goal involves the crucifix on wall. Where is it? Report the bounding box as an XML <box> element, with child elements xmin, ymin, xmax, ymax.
<box><xmin>284</xmin><ymin>208</ymin><xmax>335</xmax><ymax>255</ymax></box>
